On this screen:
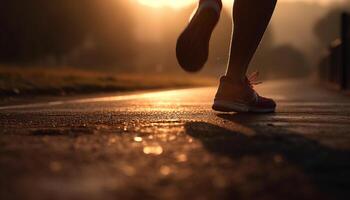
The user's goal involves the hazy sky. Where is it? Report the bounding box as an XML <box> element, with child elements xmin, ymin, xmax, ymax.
<box><xmin>135</xmin><ymin>0</ymin><xmax>347</xmax><ymax>9</ymax></box>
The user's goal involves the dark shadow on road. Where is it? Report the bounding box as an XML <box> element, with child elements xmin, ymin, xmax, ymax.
<box><xmin>185</xmin><ymin>113</ymin><xmax>350</xmax><ymax>200</ymax></box>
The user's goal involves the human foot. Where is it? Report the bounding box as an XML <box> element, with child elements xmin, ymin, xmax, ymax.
<box><xmin>212</xmin><ymin>73</ymin><xmax>276</xmax><ymax>113</ymax></box>
<box><xmin>176</xmin><ymin>0</ymin><xmax>222</xmax><ymax>72</ymax></box>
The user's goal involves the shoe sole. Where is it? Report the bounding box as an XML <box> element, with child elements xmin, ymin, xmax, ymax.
<box><xmin>212</xmin><ymin>100</ymin><xmax>276</xmax><ymax>113</ymax></box>
<box><xmin>176</xmin><ymin>8</ymin><xmax>219</xmax><ymax>72</ymax></box>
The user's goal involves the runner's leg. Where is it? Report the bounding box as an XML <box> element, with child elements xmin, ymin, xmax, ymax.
<box><xmin>226</xmin><ymin>0</ymin><xmax>277</xmax><ymax>81</ymax></box>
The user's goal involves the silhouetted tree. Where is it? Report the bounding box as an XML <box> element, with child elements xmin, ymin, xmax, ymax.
<box><xmin>314</xmin><ymin>5</ymin><xmax>350</xmax><ymax>46</ymax></box>
<box><xmin>249</xmin><ymin>27</ymin><xmax>276</xmax><ymax>77</ymax></box>
<box><xmin>250</xmin><ymin>28</ymin><xmax>309</xmax><ymax>79</ymax></box>
<box><xmin>314</xmin><ymin>9</ymin><xmax>343</xmax><ymax>48</ymax></box>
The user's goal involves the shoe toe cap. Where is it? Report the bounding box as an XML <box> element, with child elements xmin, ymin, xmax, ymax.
<box><xmin>258</xmin><ymin>96</ymin><xmax>276</xmax><ymax>109</ymax></box>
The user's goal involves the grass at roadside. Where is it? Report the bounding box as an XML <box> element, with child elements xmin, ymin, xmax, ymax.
<box><xmin>0</xmin><ymin>66</ymin><xmax>216</xmax><ymax>97</ymax></box>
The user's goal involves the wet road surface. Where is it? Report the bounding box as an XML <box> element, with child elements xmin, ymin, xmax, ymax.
<box><xmin>0</xmin><ymin>80</ymin><xmax>349</xmax><ymax>200</ymax></box>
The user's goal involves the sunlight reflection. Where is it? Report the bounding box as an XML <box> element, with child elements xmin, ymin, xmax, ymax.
<box><xmin>176</xmin><ymin>153</ymin><xmax>188</xmax><ymax>162</ymax></box>
<box><xmin>134</xmin><ymin>136</ymin><xmax>143</xmax><ymax>142</ymax></box>
<box><xmin>75</xmin><ymin>88</ymin><xmax>196</xmax><ymax>104</ymax></box>
<box><xmin>160</xmin><ymin>165</ymin><xmax>171</xmax><ymax>176</ymax></box>
<box><xmin>143</xmin><ymin>145</ymin><xmax>164</xmax><ymax>155</ymax></box>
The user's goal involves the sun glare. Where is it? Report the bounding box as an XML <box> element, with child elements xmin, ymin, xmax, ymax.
<box><xmin>137</xmin><ymin>0</ymin><xmax>195</xmax><ymax>9</ymax></box>
<box><xmin>136</xmin><ymin>0</ymin><xmax>233</xmax><ymax>9</ymax></box>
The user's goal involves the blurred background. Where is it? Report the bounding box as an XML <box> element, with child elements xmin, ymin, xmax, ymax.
<box><xmin>0</xmin><ymin>0</ymin><xmax>349</xmax><ymax>97</ymax></box>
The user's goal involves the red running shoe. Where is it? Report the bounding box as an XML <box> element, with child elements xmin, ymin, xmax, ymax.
<box><xmin>212</xmin><ymin>72</ymin><xmax>276</xmax><ymax>113</ymax></box>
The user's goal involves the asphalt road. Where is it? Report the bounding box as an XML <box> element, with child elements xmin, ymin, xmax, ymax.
<box><xmin>0</xmin><ymin>80</ymin><xmax>349</xmax><ymax>200</ymax></box>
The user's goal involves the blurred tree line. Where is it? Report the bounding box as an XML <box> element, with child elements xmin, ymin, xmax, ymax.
<box><xmin>251</xmin><ymin>2</ymin><xmax>350</xmax><ymax>79</ymax></box>
<box><xmin>0</xmin><ymin>0</ymin><xmax>135</xmax><ymax>67</ymax></box>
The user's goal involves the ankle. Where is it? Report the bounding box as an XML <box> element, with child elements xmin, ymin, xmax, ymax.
<box><xmin>219</xmin><ymin>78</ymin><xmax>244</xmax><ymax>90</ymax></box>
<box><xmin>224</xmin><ymin>75</ymin><xmax>246</xmax><ymax>84</ymax></box>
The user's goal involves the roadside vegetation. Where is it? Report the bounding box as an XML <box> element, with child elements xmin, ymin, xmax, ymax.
<box><xmin>0</xmin><ymin>66</ymin><xmax>215</xmax><ymax>97</ymax></box>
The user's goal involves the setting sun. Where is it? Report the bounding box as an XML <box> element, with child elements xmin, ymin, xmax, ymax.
<box><xmin>136</xmin><ymin>0</ymin><xmax>195</xmax><ymax>9</ymax></box>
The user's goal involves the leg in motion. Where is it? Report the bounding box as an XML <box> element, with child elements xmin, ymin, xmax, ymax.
<box><xmin>176</xmin><ymin>0</ymin><xmax>222</xmax><ymax>72</ymax></box>
<box><xmin>227</xmin><ymin>0</ymin><xmax>277</xmax><ymax>80</ymax></box>
<box><xmin>213</xmin><ymin>0</ymin><xmax>278</xmax><ymax>113</ymax></box>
